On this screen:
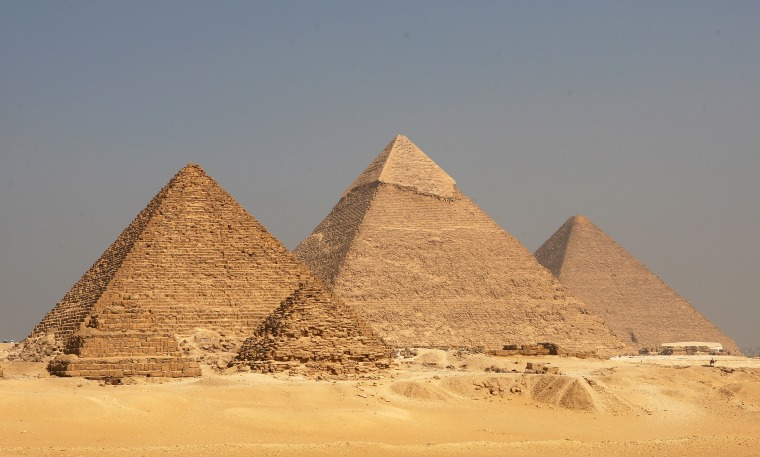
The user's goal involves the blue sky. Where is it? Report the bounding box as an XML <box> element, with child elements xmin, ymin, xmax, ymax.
<box><xmin>1</xmin><ymin>1</ymin><xmax>758</xmax><ymax>347</ymax></box>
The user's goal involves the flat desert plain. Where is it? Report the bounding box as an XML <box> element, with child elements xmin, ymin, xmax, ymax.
<box><xmin>2</xmin><ymin>343</ymin><xmax>760</xmax><ymax>456</ymax></box>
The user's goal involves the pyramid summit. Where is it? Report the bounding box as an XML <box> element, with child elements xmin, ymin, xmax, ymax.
<box><xmin>534</xmin><ymin>215</ymin><xmax>740</xmax><ymax>354</ymax></box>
<box><xmin>344</xmin><ymin>134</ymin><xmax>457</xmax><ymax>198</ymax></box>
<box><xmin>19</xmin><ymin>163</ymin><xmax>313</xmax><ymax>376</ymax></box>
<box><xmin>295</xmin><ymin>136</ymin><xmax>625</xmax><ymax>355</ymax></box>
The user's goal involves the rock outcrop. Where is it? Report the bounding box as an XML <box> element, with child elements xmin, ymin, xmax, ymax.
<box><xmin>534</xmin><ymin>215</ymin><xmax>740</xmax><ymax>354</ymax></box>
<box><xmin>295</xmin><ymin>135</ymin><xmax>625</xmax><ymax>355</ymax></box>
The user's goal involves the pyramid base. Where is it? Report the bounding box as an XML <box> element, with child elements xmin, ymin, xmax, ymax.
<box><xmin>241</xmin><ymin>359</ymin><xmax>391</xmax><ymax>380</ymax></box>
<box><xmin>48</xmin><ymin>355</ymin><xmax>201</xmax><ymax>378</ymax></box>
<box><xmin>65</xmin><ymin>331</ymin><xmax>186</xmax><ymax>358</ymax></box>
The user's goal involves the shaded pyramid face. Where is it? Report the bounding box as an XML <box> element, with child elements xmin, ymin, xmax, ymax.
<box><xmin>295</xmin><ymin>135</ymin><xmax>625</xmax><ymax>354</ymax></box>
<box><xmin>234</xmin><ymin>280</ymin><xmax>392</xmax><ymax>379</ymax></box>
<box><xmin>534</xmin><ymin>215</ymin><xmax>740</xmax><ymax>354</ymax></box>
<box><xmin>23</xmin><ymin>164</ymin><xmax>313</xmax><ymax>367</ymax></box>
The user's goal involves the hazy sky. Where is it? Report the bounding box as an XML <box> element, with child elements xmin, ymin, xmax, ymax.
<box><xmin>1</xmin><ymin>1</ymin><xmax>758</xmax><ymax>348</ymax></box>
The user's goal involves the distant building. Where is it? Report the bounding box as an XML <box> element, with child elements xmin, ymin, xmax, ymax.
<box><xmin>659</xmin><ymin>342</ymin><xmax>723</xmax><ymax>355</ymax></box>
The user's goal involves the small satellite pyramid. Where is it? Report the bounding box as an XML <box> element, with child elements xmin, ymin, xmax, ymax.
<box><xmin>233</xmin><ymin>280</ymin><xmax>392</xmax><ymax>379</ymax></box>
<box><xmin>21</xmin><ymin>164</ymin><xmax>313</xmax><ymax>377</ymax></box>
<box><xmin>295</xmin><ymin>135</ymin><xmax>624</xmax><ymax>354</ymax></box>
<box><xmin>534</xmin><ymin>215</ymin><xmax>740</xmax><ymax>353</ymax></box>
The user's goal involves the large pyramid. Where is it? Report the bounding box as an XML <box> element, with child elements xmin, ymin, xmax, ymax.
<box><xmin>534</xmin><ymin>215</ymin><xmax>740</xmax><ymax>354</ymax></box>
<box><xmin>20</xmin><ymin>164</ymin><xmax>313</xmax><ymax>376</ymax></box>
<box><xmin>294</xmin><ymin>135</ymin><xmax>625</xmax><ymax>354</ymax></box>
<box><xmin>233</xmin><ymin>280</ymin><xmax>392</xmax><ymax>379</ymax></box>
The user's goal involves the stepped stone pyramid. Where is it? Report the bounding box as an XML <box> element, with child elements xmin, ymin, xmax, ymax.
<box><xmin>534</xmin><ymin>215</ymin><xmax>740</xmax><ymax>354</ymax></box>
<box><xmin>233</xmin><ymin>280</ymin><xmax>393</xmax><ymax>379</ymax></box>
<box><xmin>21</xmin><ymin>163</ymin><xmax>313</xmax><ymax>377</ymax></box>
<box><xmin>47</xmin><ymin>302</ymin><xmax>201</xmax><ymax>378</ymax></box>
<box><xmin>294</xmin><ymin>135</ymin><xmax>625</xmax><ymax>354</ymax></box>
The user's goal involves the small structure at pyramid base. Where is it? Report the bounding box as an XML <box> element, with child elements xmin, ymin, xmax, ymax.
<box><xmin>46</xmin><ymin>303</ymin><xmax>200</xmax><ymax>379</ymax></box>
<box><xmin>653</xmin><ymin>342</ymin><xmax>724</xmax><ymax>356</ymax></box>
<box><xmin>232</xmin><ymin>281</ymin><xmax>393</xmax><ymax>380</ymax></box>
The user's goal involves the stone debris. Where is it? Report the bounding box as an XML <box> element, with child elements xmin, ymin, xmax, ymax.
<box><xmin>295</xmin><ymin>135</ymin><xmax>625</xmax><ymax>355</ymax></box>
<box><xmin>490</xmin><ymin>343</ymin><xmax>561</xmax><ymax>356</ymax></box>
<box><xmin>10</xmin><ymin>334</ymin><xmax>56</xmax><ymax>362</ymax></box>
<box><xmin>525</xmin><ymin>362</ymin><xmax>560</xmax><ymax>375</ymax></box>
<box><xmin>232</xmin><ymin>280</ymin><xmax>393</xmax><ymax>379</ymax></box>
<box><xmin>16</xmin><ymin>163</ymin><xmax>313</xmax><ymax>377</ymax></box>
<box><xmin>534</xmin><ymin>215</ymin><xmax>740</xmax><ymax>354</ymax></box>
<box><xmin>177</xmin><ymin>330</ymin><xmax>243</xmax><ymax>370</ymax></box>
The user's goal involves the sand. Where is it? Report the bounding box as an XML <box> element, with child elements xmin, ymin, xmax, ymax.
<box><xmin>1</xmin><ymin>347</ymin><xmax>759</xmax><ymax>456</ymax></box>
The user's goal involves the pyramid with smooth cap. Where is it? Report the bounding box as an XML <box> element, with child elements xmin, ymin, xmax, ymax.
<box><xmin>534</xmin><ymin>215</ymin><xmax>740</xmax><ymax>354</ymax></box>
<box><xmin>20</xmin><ymin>164</ymin><xmax>313</xmax><ymax>377</ymax></box>
<box><xmin>233</xmin><ymin>280</ymin><xmax>393</xmax><ymax>379</ymax></box>
<box><xmin>295</xmin><ymin>135</ymin><xmax>625</xmax><ymax>354</ymax></box>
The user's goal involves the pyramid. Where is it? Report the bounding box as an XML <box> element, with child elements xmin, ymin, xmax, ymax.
<box><xmin>46</xmin><ymin>302</ymin><xmax>201</xmax><ymax>378</ymax></box>
<box><xmin>534</xmin><ymin>215</ymin><xmax>740</xmax><ymax>354</ymax></box>
<box><xmin>21</xmin><ymin>164</ymin><xmax>313</xmax><ymax>377</ymax></box>
<box><xmin>294</xmin><ymin>135</ymin><xmax>625</xmax><ymax>354</ymax></box>
<box><xmin>233</xmin><ymin>280</ymin><xmax>393</xmax><ymax>379</ymax></box>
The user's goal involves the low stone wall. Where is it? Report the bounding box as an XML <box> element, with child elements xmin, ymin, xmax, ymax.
<box><xmin>66</xmin><ymin>333</ymin><xmax>182</xmax><ymax>358</ymax></box>
<box><xmin>48</xmin><ymin>356</ymin><xmax>200</xmax><ymax>378</ymax></box>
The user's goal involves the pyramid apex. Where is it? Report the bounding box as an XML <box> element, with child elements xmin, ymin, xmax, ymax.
<box><xmin>180</xmin><ymin>162</ymin><xmax>206</xmax><ymax>173</ymax></box>
<box><xmin>570</xmin><ymin>214</ymin><xmax>591</xmax><ymax>225</ymax></box>
<box><xmin>343</xmin><ymin>135</ymin><xmax>457</xmax><ymax>198</ymax></box>
<box><xmin>172</xmin><ymin>163</ymin><xmax>210</xmax><ymax>182</ymax></box>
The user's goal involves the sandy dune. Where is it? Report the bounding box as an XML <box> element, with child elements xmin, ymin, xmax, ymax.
<box><xmin>1</xmin><ymin>347</ymin><xmax>759</xmax><ymax>456</ymax></box>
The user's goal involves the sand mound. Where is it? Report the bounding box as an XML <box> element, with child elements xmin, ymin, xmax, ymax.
<box><xmin>527</xmin><ymin>374</ymin><xmax>636</xmax><ymax>414</ymax></box>
<box><xmin>191</xmin><ymin>376</ymin><xmax>241</xmax><ymax>388</ymax></box>
<box><xmin>390</xmin><ymin>380</ymin><xmax>451</xmax><ymax>402</ymax></box>
<box><xmin>410</xmin><ymin>349</ymin><xmax>450</xmax><ymax>368</ymax></box>
<box><xmin>529</xmin><ymin>375</ymin><xmax>596</xmax><ymax>411</ymax></box>
<box><xmin>440</xmin><ymin>375</ymin><xmax>522</xmax><ymax>399</ymax></box>
<box><xmin>719</xmin><ymin>370</ymin><xmax>760</xmax><ymax>411</ymax></box>
<box><xmin>0</xmin><ymin>360</ymin><xmax>48</xmax><ymax>378</ymax></box>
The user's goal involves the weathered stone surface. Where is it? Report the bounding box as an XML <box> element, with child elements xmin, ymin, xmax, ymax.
<box><xmin>45</xmin><ymin>301</ymin><xmax>201</xmax><ymax>378</ymax></box>
<box><xmin>534</xmin><ymin>215</ymin><xmax>740</xmax><ymax>354</ymax></box>
<box><xmin>233</xmin><ymin>280</ymin><xmax>393</xmax><ymax>379</ymax></box>
<box><xmin>48</xmin><ymin>355</ymin><xmax>201</xmax><ymax>378</ymax></box>
<box><xmin>295</xmin><ymin>135</ymin><xmax>625</xmax><ymax>355</ymax></box>
<box><xmin>18</xmin><ymin>163</ymin><xmax>313</xmax><ymax>376</ymax></box>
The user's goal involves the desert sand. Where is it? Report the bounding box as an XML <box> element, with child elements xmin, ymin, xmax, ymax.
<box><xmin>2</xmin><ymin>344</ymin><xmax>760</xmax><ymax>457</ymax></box>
